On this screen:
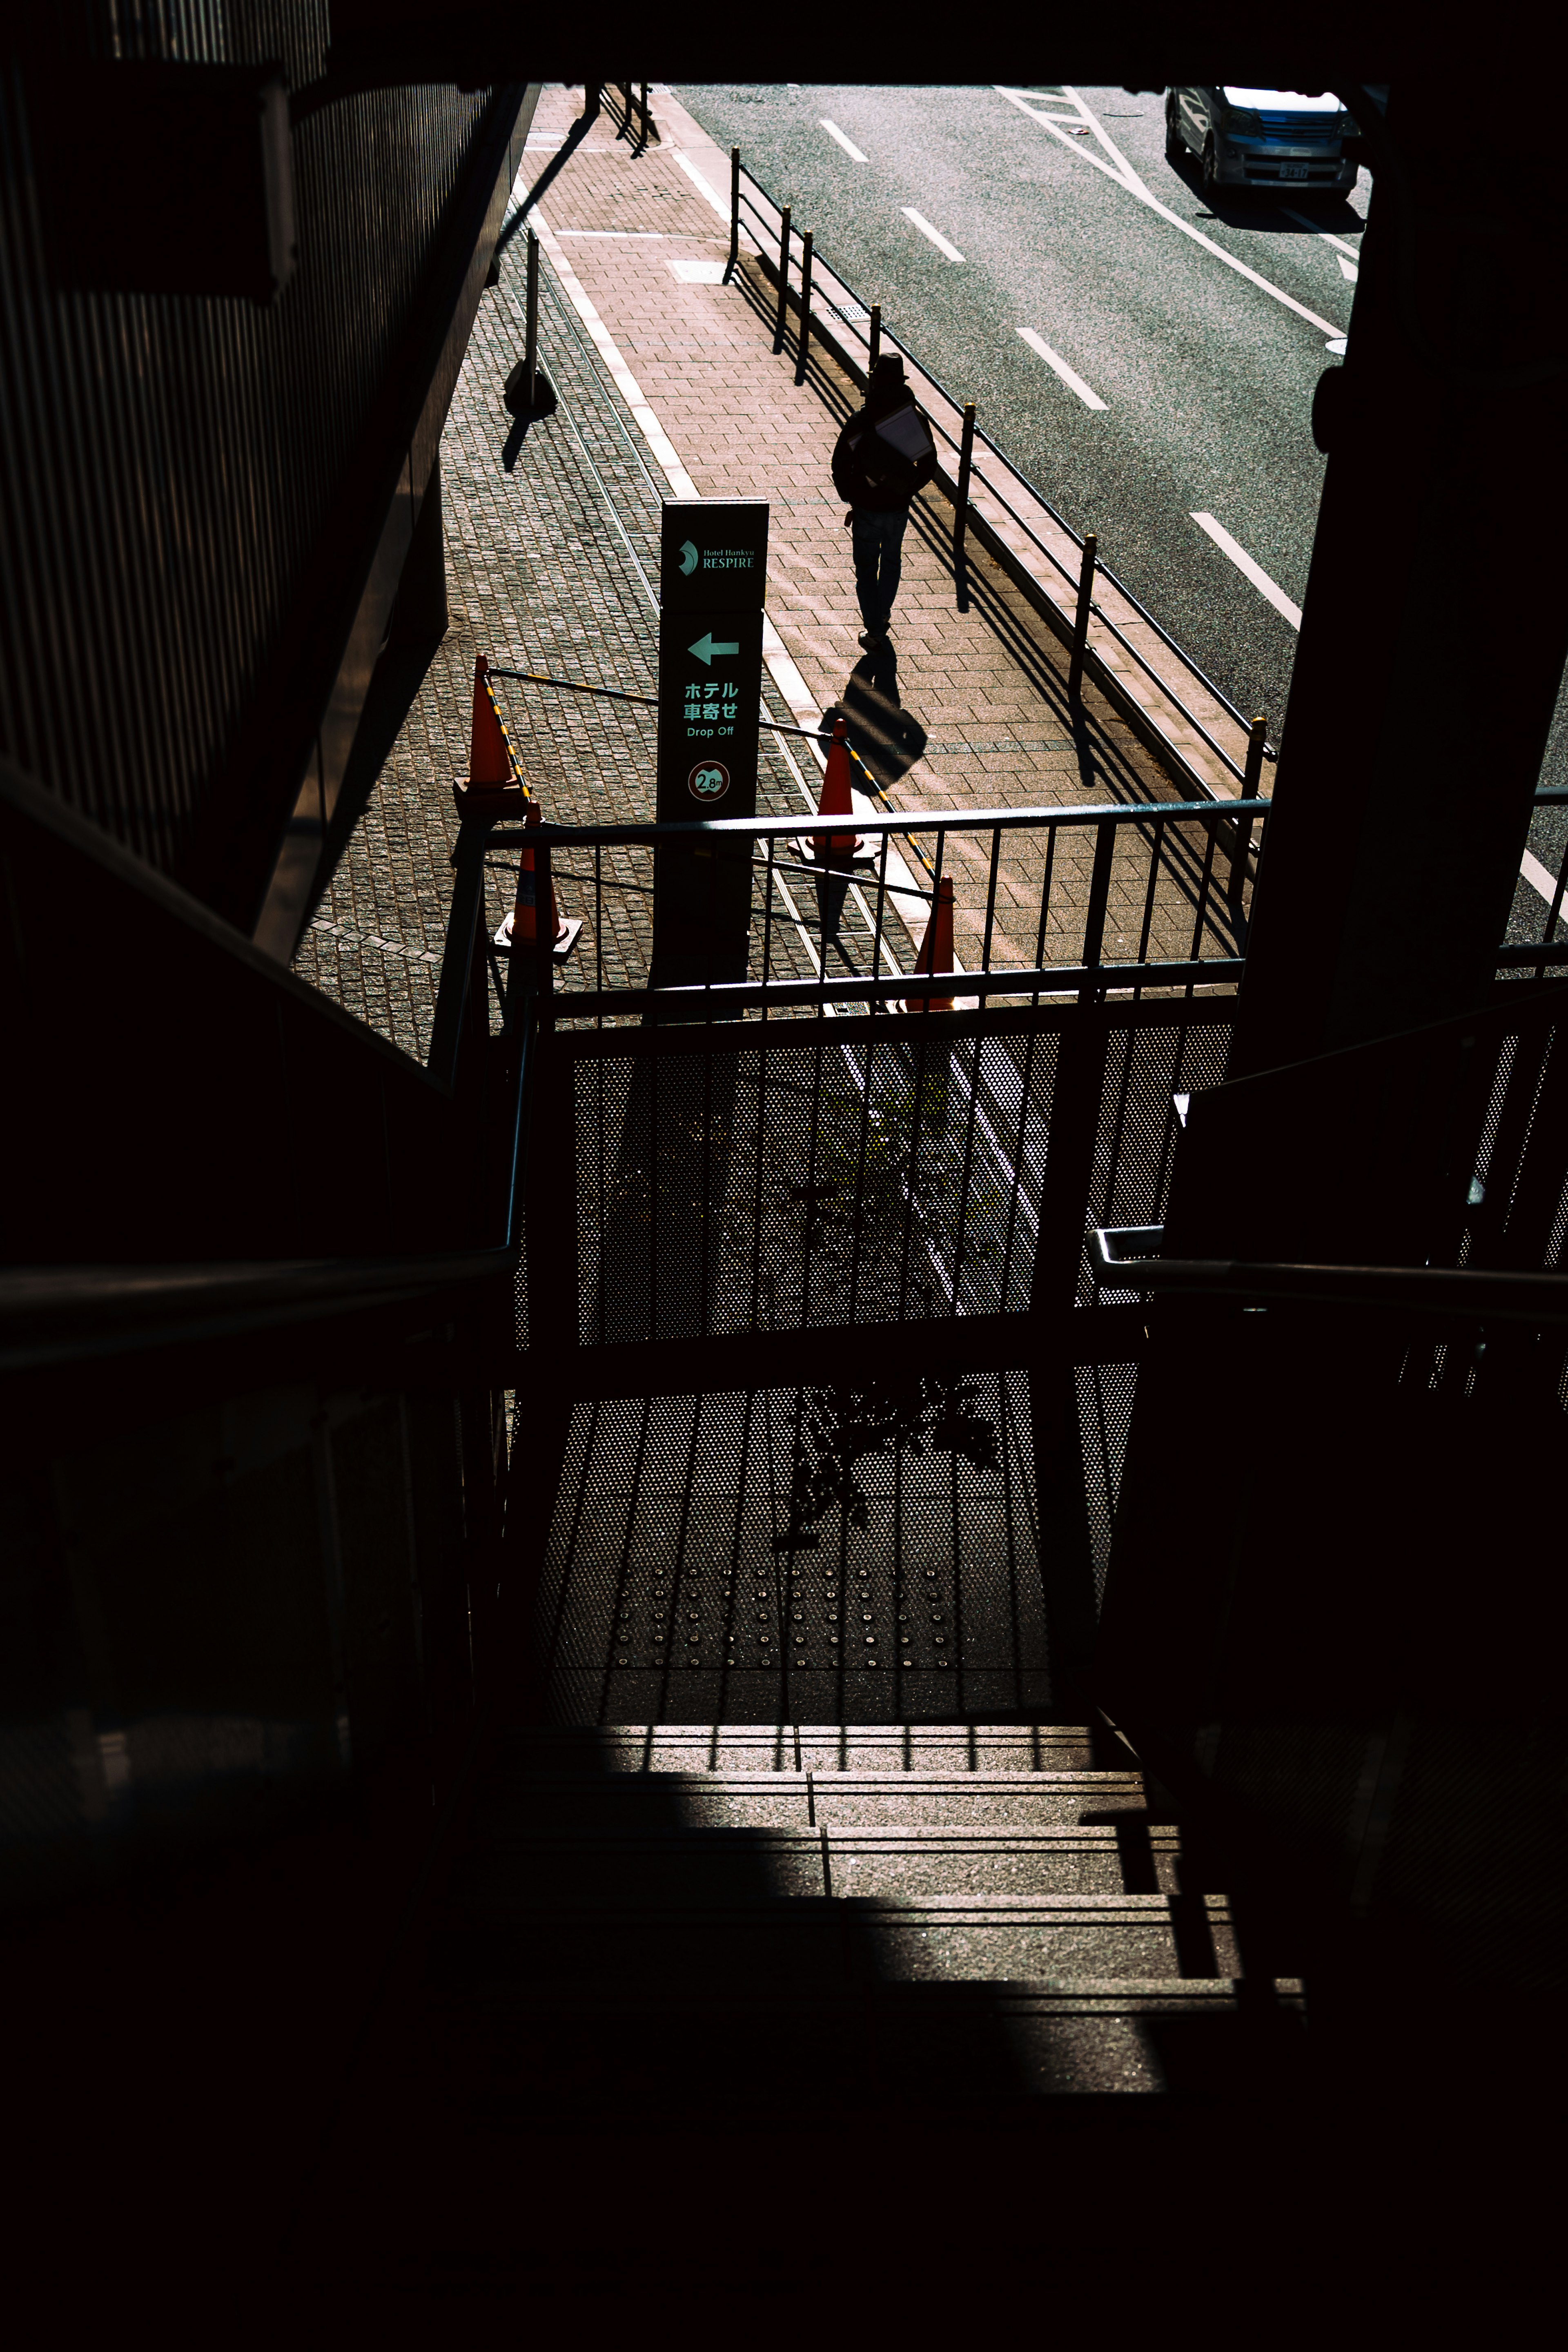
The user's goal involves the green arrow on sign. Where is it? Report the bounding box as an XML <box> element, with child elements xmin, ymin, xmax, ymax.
<box><xmin>688</xmin><ymin>633</ymin><xmax>740</xmax><ymax>666</ymax></box>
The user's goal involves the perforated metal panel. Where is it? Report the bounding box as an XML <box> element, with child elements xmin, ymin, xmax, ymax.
<box><xmin>1080</xmin><ymin>1013</ymin><xmax>1235</xmax><ymax>1303</ymax></box>
<box><xmin>1074</xmin><ymin>1361</ymin><xmax>1140</xmax><ymax>1604</ymax></box>
<box><xmin>530</xmin><ymin>1372</ymin><xmax>1054</xmax><ymax>1725</ymax></box>
<box><xmin>572</xmin><ymin>1027</ymin><xmax>1058</xmax><ymax>1342</ymax></box>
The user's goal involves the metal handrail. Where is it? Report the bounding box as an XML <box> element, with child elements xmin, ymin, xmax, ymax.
<box><xmin>4</xmin><ymin>958</ymin><xmax>540</xmax><ymax>1371</ymax></box>
<box><xmin>1116</xmin><ymin>1256</ymin><xmax>1568</xmax><ymax>1323</ymax></box>
<box><xmin>489</xmin><ymin>794</ymin><xmax>1269</xmax><ymax>852</ymax></box>
<box><xmin>521</xmin><ymin>957</ymin><xmax>1244</xmax><ymax>1021</ymax></box>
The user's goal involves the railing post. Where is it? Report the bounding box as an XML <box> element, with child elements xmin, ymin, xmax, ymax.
<box><xmin>535</xmin><ymin>834</ymin><xmax>557</xmax><ymax>1025</ymax></box>
<box><xmin>638</xmin><ymin>81</ymin><xmax>650</xmax><ymax>150</ymax></box>
<box><xmin>795</xmin><ymin>229</ymin><xmax>813</xmax><ymax>385</ymax></box>
<box><xmin>1069</xmin><ymin>532</ymin><xmax>1098</xmax><ymax>702</ymax></box>
<box><xmin>868</xmin><ymin>302</ymin><xmax>880</xmax><ymax>373</ymax></box>
<box><xmin>1229</xmin><ymin>713</ymin><xmax>1267</xmax><ymax>903</ymax></box>
<box><xmin>724</xmin><ymin>146</ymin><xmax>739</xmax><ymax>282</ymax></box>
<box><xmin>773</xmin><ymin>203</ymin><xmax>791</xmax><ymax>354</ymax></box>
<box><xmin>953</xmin><ymin>401</ymin><xmax>976</xmax><ymax>602</ymax></box>
<box><xmin>525</xmin><ymin>229</ymin><xmax>540</xmax><ymax>411</ymax></box>
<box><xmin>1079</xmin><ymin>816</ymin><xmax>1116</xmax><ymax>1005</ymax></box>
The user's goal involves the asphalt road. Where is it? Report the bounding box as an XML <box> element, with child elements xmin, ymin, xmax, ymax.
<box><xmin>673</xmin><ymin>80</ymin><xmax>1365</xmax><ymax>749</ymax></box>
<box><xmin>670</xmin><ymin>82</ymin><xmax>1568</xmax><ymax>924</ymax></box>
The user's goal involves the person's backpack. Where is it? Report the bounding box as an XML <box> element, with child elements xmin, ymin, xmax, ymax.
<box><xmin>837</xmin><ymin>397</ymin><xmax>939</xmax><ymax>504</ymax></box>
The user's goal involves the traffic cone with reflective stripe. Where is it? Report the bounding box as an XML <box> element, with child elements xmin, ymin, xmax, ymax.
<box><xmin>902</xmin><ymin>875</ymin><xmax>956</xmax><ymax>1012</ymax></box>
<box><xmin>808</xmin><ymin>715</ymin><xmax>865</xmax><ymax>866</ymax></box>
<box><xmin>494</xmin><ymin>793</ymin><xmax>581</xmax><ymax>961</ymax></box>
<box><xmin>454</xmin><ymin>654</ymin><xmax>526</xmax><ymax>817</ymax></box>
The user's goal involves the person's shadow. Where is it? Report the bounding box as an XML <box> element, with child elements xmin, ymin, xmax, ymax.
<box><xmin>820</xmin><ymin>646</ymin><xmax>928</xmax><ymax>797</ymax></box>
<box><xmin>808</xmin><ymin>647</ymin><xmax>929</xmax><ymax>962</ymax></box>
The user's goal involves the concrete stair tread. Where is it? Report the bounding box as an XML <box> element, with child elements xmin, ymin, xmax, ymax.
<box><xmin>463</xmin><ymin>1824</ymin><xmax>1179</xmax><ymax>1848</ymax></box>
<box><xmin>421</xmin><ymin>1973</ymin><xmax>1308</xmax><ymax>2099</ymax></box>
<box><xmin>432</xmin><ymin>1975</ymin><xmax>1303</xmax><ymax>2010</ymax></box>
<box><xmin>442</xmin><ymin>1892</ymin><xmax>1227</xmax><ymax>1918</ymax></box>
<box><xmin>477</xmin><ymin>1773</ymin><xmax>1149</xmax><ymax>1832</ymax></box>
<box><xmin>499</xmin><ymin>1727</ymin><xmax>1104</xmax><ymax>1775</ymax></box>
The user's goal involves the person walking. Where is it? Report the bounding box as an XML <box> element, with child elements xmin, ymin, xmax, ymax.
<box><xmin>831</xmin><ymin>353</ymin><xmax>935</xmax><ymax>653</ymax></box>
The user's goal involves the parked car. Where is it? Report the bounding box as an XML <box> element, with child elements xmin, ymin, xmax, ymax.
<box><xmin>1165</xmin><ymin>87</ymin><xmax>1361</xmax><ymax>197</ymax></box>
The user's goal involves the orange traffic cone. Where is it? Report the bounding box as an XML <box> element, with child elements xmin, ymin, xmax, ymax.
<box><xmin>494</xmin><ymin>794</ymin><xmax>582</xmax><ymax>961</ymax></box>
<box><xmin>808</xmin><ymin>716</ymin><xmax>865</xmax><ymax>866</ymax></box>
<box><xmin>902</xmin><ymin>875</ymin><xmax>956</xmax><ymax>1012</ymax></box>
<box><xmin>453</xmin><ymin>655</ymin><xmax>526</xmax><ymax>817</ymax></box>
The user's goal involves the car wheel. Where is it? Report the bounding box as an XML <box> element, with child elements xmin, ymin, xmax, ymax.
<box><xmin>1201</xmin><ymin>136</ymin><xmax>1221</xmax><ymax>194</ymax></box>
<box><xmin>1164</xmin><ymin>99</ymin><xmax>1184</xmax><ymax>164</ymax></box>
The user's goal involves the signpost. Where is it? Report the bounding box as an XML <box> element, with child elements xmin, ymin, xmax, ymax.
<box><xmin>654</xmin><ymin>499</ymin><xmax>769</xmax><ymax>991</ymax></box>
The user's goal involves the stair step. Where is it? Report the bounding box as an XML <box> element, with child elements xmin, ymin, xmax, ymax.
<box><xmin>454</xmin><ymin>1825</ymin><xmax>1184</xmax><ymax>1901</ymax></box>
<box><xmin>424</xmin><ymin>1977</ymin><xmax>1306</xmax><ymax>2102</ymax></box>
<box><xmin>500</xmin><ymin>1726</ymin><xmax>1101</xmax><ymax>1774</ymax></box>
<box><xmin>430</xmin><ymin>1893</ymin><xmax>1240</xmax><ymax>1984</ymax></box>
<box><xmin>477</xmin><ymin>1772</ymin><xmax>1148</xmax><ymax>1832</ymax></box>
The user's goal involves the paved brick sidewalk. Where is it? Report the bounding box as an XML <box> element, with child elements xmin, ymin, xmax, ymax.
<box><xmin>296</xmin><ymin>85</ymin><xmax>1245</xmax><ymax>1051</ymax></box>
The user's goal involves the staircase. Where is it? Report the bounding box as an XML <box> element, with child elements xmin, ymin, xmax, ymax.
<box><xmin>419</xmin><ymin>1721</ymin><xmax>1307</xmax><ymax>2113</ymax></box>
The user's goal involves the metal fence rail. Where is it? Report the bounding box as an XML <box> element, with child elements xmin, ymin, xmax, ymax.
<box><xmin>728</xmin><ymin>163</ymin><xmax>1274</xmax><ymax>797</ymax></box>
<box><xmin>529</xmin><ymin>997</ymin><xmax>1236</xmax><ymax>1356</ymax></box>
<box><xmin>483</xmin><ymin>797</ymin><xmax>1262</xmax><ymax>1023</ymax></box>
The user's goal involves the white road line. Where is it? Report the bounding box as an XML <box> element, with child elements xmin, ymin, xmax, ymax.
<box><xmin>1338</xmin><ymin>253</ymin><xmax>1360</xmax><ymax>282</ymax></box>
<box><xmin>1017</xmin><ymin>327</ymin><xmax>1107</xmax><ymax>411</ymax></box>
<box><xmin>820</xmin><ymin>118</ymin><xmax>868</xmax><ymax>162</ymax></box>
<box><xmin>995</xmin><ymin>86</ymin><xmax>1343</xmax><ymax>339</ymax></box>
<box><xmin>996</xmin><ymin>87</ymin><xmax>1145</xmax><ymax>193</ymax></box>
<box><xmin>1060</xmin><ymin>85</ymin><xmax>1155</xmax><ymax>196</ymax></box>
<box><xmin>671</xmin><ymin>147</ymin><xmax>729</xmax><ymax>217</ymax></box>
<box><xmin>1521</xmin><ymin>848</ymin><xmax>1567</xmax><ymax>914</ymax></box>
<box><xmin>902</xmin><ymin>207</ymin><xmax>964</xmax><ymax>263</ymax></box>
<box><xmin>531</xmin><ymin>163</ymin><xmax>931</xmax><ymax>967</ymax></box>
<box><xmin>531</xmin><ymin>207</ymin><xmax>700</xmax><ymax>499</ymax></box>
<box><xmin>1279</xmin><ymin>203</ymin><xmax>1363</xmax><ymax>260</ymax></box>
<box><xmin>1191</xmin><ymin>513</ymin><xmax>1303</xmax><ymax>629</ymax></box>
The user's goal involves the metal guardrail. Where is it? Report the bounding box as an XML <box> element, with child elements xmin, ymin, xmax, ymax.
<box><xmin>482</xmin><ymin>797</ymin><xmax>1262</xmax><ymax>1022</ymax></box>
<box><xmin>726</xmin><ymin>159</ymin><xmax>1275</xmax><ymax>798</ymax></box>
<box><xmin>1101</xmin><ymin>1256</ymin><xmax>1568</xmax><ymax>1322</ymax></box>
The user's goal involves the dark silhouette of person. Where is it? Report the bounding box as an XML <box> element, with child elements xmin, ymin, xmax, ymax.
<box><xmin>831</xmin><ymin>354</ymin><xmax>929</xmax><ymax>653</ymax></box>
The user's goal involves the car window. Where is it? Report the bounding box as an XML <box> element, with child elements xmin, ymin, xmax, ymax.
<box><xmin>1220</xmin><ymin>87</ymin><xmax>1341</xmax><ymax>111</ymax></box>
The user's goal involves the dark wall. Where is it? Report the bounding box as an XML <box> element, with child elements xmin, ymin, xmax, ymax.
<box><xmin>0</xmin><ymin>1371</ymin><xmax>481</xmax><ymax>1915</ymax></box>
<box><xmin>0</xmin><ymin>5</ymin><xmax>528</xmax><ymax>945</ymax></box>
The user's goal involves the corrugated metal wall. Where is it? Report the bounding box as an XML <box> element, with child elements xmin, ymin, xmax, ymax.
<box><xmin>0</xmin><ymin>3</ymin><xmax>487</xmax><ymax>884</ymax></box>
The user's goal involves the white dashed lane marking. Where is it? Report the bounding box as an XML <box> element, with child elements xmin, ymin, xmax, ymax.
<box><xmin>1190</xmin><ymin>513</ymin><xmax>1303</xmax><ymax>629</ymax></box>
<box><xmin>901</xmin><ymin>207</ymin><xmax>965</xmax><ymax>263</ymax></box>
<box><xmin>1017</xmin><ymin>327</ymin><xmax>1107</xmax><ymax>411</ymax></box>
<box><xmin>820</xmin><ymin>118</ymin><xmax>869</xmax><ymax>162</ymax></box>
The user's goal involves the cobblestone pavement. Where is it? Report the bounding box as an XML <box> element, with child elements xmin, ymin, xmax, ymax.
<box><xmin>296</xmin><ymin>86</ymin><xmax>1245</xmax><ymax>1056</ymax></box>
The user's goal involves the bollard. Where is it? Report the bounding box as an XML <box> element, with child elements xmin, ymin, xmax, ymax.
<box><xmin>795</xmin><ymin>230</ymin><xmax>813</xmax><ymax>385</ymax></box>
<box><xmin>525</xmin><ymin>230</ymin><xmax>540</xmax><ymax>410</ymax></box>
<box><xmin>868</xmin><ymin>303</ymin><xmax>880</xmax><ymax>373</ymax></box>
<box><xmin>953</xmin><ymin>402</ymin><xmax>976</xmax><ymax>592</ymax></box>
<box><xmin>1069</xmin><ymin>532</ymin><xmax>1098</xmax><ymax>701</ymax></box>
<box><xmin>773</xmin><ymin>204</ymin><xmax>791</xmax><ymax>353</ymax></box>
<box><xmin>638</xmin><ymin>82</ymin><xmax>650</xmax><ymax>149</ymax></box>
<box><xmin>724</xmin><ymin>145</ymin><xmax>739</xmax><ymax>282</ymax></box>
<box><xmin>1229</xmin><ymin>714</ymin><xmax>1267</xmax><ymax>899</ymax></box>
